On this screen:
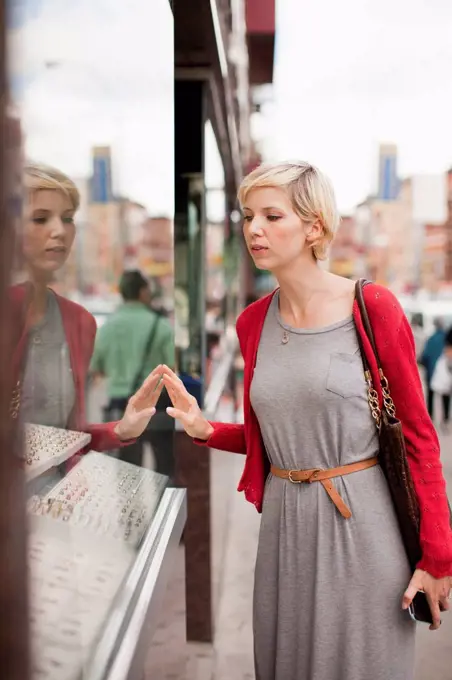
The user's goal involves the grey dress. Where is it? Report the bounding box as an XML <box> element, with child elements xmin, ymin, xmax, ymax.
<box><xmin>250</xmin><ymin>292</ymin><xmax>416</xmax><ymax>680</ymax></box>
<box><xmin>21</xmin><ymin>291</ymin><xmax>75</xmax><ymax>429</ymax></box>
<box><xmin>22</xmin><ymin>290</ymin><xmax>76</xmax><ymax>496</ymax></box>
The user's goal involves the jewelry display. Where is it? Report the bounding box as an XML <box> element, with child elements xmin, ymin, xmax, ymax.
<box><xmin>24</xmin><ymin>424</ymin><xmax>91</xmax><ymax>481</ymax></box>
<box><xmin>27</xmin><ymin>452</ymin><xmax>169</xmax><ymax>679</ymax></box>
<box><xmin>29</xmin><ymin>517</ymin><xmax>134</xmax><ymax>680</ymax></box>
<box><xmin>29</xmin><ymin>452</ymin><xmax>168</xmax><ymax>549</ymax></box>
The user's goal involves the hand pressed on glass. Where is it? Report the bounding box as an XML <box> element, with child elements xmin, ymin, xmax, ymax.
<box><xmin>160</xmin><ymin>365</ymin><xmax>214</xmax><ymax>440</ymax></box>
<box><xmin>114</xmin><ymin>366</ymin><xmax>164</xmax><ymax>441</ymax></box>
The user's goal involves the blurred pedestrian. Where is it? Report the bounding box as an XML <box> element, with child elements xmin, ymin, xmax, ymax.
<box><xmin>411</xmin><ymin>312</ymin><xmax>426</xmax><ymax>361</ymax></box>
<box><xmin>421</xmin><ymin>317</ymin><xmax>448</xmax><ymax>423</ymax></box>
<box><xmin>161</xmin><ymin>161</ymin><xmax>452</xmax><ymax>680</ymax></box>
<box><xmin>90</xmin><ymin>270</ymin><xmax>174</xmax><ymax>479</ymax></box>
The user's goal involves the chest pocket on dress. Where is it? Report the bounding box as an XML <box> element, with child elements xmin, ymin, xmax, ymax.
<box><xmin>326</xmin><ymin>352</ymin><xmax>365</xmax><ymax>399</ymax></box>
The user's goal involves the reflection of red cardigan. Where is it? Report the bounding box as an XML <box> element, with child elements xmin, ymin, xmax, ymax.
<box><xmin>200</xmin><ymin>284</ymin><xmax>452</xmax><ymax>579</ymax></box>
<box><xmin>10</xmin><ymin>284</ymin><xmax>125</xmax><ymax>452</ymax></box>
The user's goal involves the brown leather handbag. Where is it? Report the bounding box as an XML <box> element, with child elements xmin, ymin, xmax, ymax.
<box><xmin>355</xmin><ymin>278</ymin><xmax>434</xmax><ymax>624</ymax></box>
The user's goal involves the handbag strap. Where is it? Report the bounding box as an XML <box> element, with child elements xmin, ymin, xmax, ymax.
<box><xmin>354</xmin><ymin>279</ymin><xmax>381</xmax><ymax>370</ymax></box>
<box><xmin>354</xmin><ymin>279</ymin><xmax>397</xmax><ymax>427</ymax></box>
<box><xmin>131</xmin><ymin>313</ymin><xmax>161</xmax><ymax>395</ymax></box>
<box><xmin>10</xmin><ymin>381</ymin><xmax>21</xmax><ymax>419</ymax></box>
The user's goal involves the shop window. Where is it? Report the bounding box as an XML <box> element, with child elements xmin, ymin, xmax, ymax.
<box><xmin>5</xmin><ymin>2</ymin><xmax>184</xmax><ymax>678</ymax></box>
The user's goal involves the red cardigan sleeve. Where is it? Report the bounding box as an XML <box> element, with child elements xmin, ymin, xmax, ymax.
<box><xmin>85</xmin><ymin>421</ymin><xmax>130</xmax><ymax>452</ymax></box>
<box><xmin>194</xmin><ymin>422</ymin><xmax>246</xmax><ymax>454</ymax></box>
<box><xmin>366</xmin><ymin>285</ymin><xmax>452</xmax><ymax>579</ymax></box>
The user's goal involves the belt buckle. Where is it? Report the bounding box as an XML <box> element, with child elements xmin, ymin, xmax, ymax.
<box><xmin>288</xmin><ymin>470</ymin><xmax>302</xmax><ymax>484</ymax></box>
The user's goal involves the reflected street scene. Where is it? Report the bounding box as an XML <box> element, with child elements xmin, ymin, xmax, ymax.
<box><xmin>5</xmin><ymin>1</ymin><xmax>178</xmax><ymax>679</ymax></box>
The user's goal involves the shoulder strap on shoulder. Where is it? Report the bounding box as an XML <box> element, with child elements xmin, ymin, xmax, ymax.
<box><xmin>131</xmin><ymin>314</ymin><xmax>161</xmax><ymax>394</ymax></box>
<box><xmin>355</xmin><ymin>278</ymin><xmax>382</xmax><ymax>371</ymax></box>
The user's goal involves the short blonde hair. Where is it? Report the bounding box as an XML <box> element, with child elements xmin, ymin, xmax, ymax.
<box><xmin>238</xmin><ymin>161</ymin><xmax>340</xmax><ymax>260</ymax></box>
<box><xmin>24</xmin><ymin>162</ymin><xmax>80</xmax><ymax>211</ymax></box>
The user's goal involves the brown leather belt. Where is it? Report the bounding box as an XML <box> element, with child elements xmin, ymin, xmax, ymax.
<box><xmin>270</xmin><ymin>457</ymin><xmax>378</xmax><ymax>519</ymax></box>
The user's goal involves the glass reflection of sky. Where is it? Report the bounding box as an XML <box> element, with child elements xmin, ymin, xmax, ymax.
<box><xmin>8</xmin><ymin>0</ymin><xmax>173</xmax><ymax>216</ymax></box>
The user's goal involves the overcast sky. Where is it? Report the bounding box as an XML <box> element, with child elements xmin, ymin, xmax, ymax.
<box><xmin>9</xmin><ymin>0</ymin><xmax>174</xmax><ymax>216</ymax></box>
<box><xmin>260</xmin><ymin>0</ymin><xmax>452</xmax><ymax>213</ymax></box>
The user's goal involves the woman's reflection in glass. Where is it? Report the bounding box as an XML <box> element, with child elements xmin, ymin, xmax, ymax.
<box><xmin>10</xmin><ymin>163</ymin><xmax>163</xmax><ymax>493</ymax></box>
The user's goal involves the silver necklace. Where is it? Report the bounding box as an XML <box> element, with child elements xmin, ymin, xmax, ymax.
<box><xmin>276</xmin><ymin>318</ymin><xmax>291</xmax><ymax>345</ymax></box>
<box><xmin>276</xmin><ymin>291</ymin><xmax>291</xmax><ymax>345</ymax></box>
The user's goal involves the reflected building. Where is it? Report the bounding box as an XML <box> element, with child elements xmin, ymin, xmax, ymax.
<box><xmin>91</xmin><ymin>146</ymin><xmax>113</xmax><ymax>204</ymax></box>
<box><xmin>58</xmin><ymin>146</ymin><xmax>173</xmax><ymax>303</ymax></box>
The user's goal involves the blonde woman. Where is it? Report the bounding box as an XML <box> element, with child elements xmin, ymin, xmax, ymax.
<box><xmin>160</xmin><ymin>161</ymin><xmax>452</xmax><ymax>680</ymax></box>
<box><xmin>10</xmin><ymin>163</ymin><xmax>163</xmax><ymax>478</ymax></box>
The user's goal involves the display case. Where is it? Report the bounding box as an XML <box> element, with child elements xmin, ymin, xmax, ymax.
<box><xmin>27</xmin><ymin>443</ymin><xmax>186</xmax><ymax>680</ymax></box>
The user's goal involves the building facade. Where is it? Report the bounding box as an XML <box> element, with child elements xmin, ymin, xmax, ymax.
<box><xmin>353</xmin><ymin>180</ymin><xmax>414</xmax><ymax>293</ymax></box>
<box><xmin>329</xmin><ymin>215</ymin><xmax>363</xmax><ymax>279</ymax></box>
<box><xmin>377</xmin><ymin>143</ymin><xmax>400</xmax><ymax>201</ymax></box>
<box><xmin>352</xmin><ymin>169</ymin><xmax>452</xmax><ymax>296</ymax></box>
<box><xmin>173</xmin><ymin>0</ymin><xmax>276</xmax><ymax>648</ymax></box>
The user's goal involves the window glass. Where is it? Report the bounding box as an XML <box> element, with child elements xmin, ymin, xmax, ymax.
<box><xmin>8</xmin><ymin>1</ymin><xmax>176</xmax><ymax>678</ymax></box>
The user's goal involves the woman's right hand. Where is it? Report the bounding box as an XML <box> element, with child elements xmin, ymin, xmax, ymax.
<box><xmin>161</xmin><ymin>366</ymin><xmax>214</xmax><ymax>441</ymax></box>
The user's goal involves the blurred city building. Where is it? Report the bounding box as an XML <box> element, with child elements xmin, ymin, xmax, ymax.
<box><xmin>423</xmin><ymin>219</ymin><xmax>447</xmax><ymax>293</ymax></box>
<box><xmin>330</xmin><ymin>145</ymin><xmax>452</xmax><ymax>298</ymax></box>
<box><xmin>377</xmin><ymin>142</ymin><xmax>400</xmax><ymax>201</ymax></box>
<box><xmin>352</xmin><ymin>178</ymin><xmax>414</xmax><ymax>293</ymax></box>
<box><xmin>444</xmin><ymin>169</ymin><xmax>452</xmax><ymax>284</ymax></box>
<box><xmin>329</xmin><ymin>215</ymin><xmax>364</xmax><ymax>280</ymax></box>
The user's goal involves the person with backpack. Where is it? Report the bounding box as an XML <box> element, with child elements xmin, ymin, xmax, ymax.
<box><xmin>421</xmin><ymin>317</ymin><xmax>448</xmax><ymax>425</ymax></box>
<box><xmin>90</xmin><ymin>270</ymin><xmax>174</xmax><ymax>477</ymax></box>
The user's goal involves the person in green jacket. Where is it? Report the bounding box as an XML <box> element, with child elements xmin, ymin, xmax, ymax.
<box><xmin>90</xmin><ymin>270</ymin><xmax>174</xmax><ymax>477</ymax></box>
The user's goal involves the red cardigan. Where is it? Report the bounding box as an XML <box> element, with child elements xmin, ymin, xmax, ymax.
<box><xmin>10</xmin><ymin>284</ymin><xmax>125</xmax><ymax>453</ymax></box>
<box><xmin>200</xmin><ymin>283</ymin><xmax>452</xmax><ymax>579</ymax></box>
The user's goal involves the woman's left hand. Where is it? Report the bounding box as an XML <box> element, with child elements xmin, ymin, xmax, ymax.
<box><xmin>402</xmin><ymin>569</ymin><xmax>451</xmax><ymax>630</ymax></box>
<box><xmin>114</xmin><ymin>366</ymin><xmax>164</xmax><ymax>441</ymax></box>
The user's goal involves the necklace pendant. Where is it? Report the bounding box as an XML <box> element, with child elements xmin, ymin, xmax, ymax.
<box><xmin>281</xmin><ymin>330</ymin><xmax>289</xmax><ymax>345</ymax></box>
